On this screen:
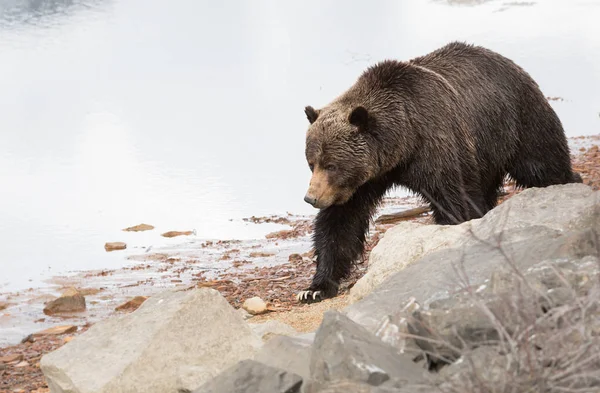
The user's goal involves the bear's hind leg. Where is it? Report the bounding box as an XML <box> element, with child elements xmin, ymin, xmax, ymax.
<box><xmin>508</xmin><ymin>156</ymin><xmax>579</xmax><ymax>189</ymax></box>
<box><xmin>509</xmin><ymin>102</ymin><xmax>581</xmax><ymax>187</ymax></box>
<box><xmin>423</xmin><ymin>182</ymin><xmax>487</xmax><ymax>225</ymax></box>
<box><xmin>483</xmin><ymin>172</ymin><xmax>506</xmax><ymax>212</ymax></box>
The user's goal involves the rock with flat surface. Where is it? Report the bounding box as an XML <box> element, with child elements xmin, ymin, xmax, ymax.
<box><xmin>41</xmin><ymin>288</ymin><xmax>262</xmax><ymax>393</ymax></box>
<box><xmin>349</xmin><ymin>184</ymin><xmax>598</xmax><ymax>304</ymax></box>
<box><xmin>43</xmin><ymin>288</ymin><xmax>86</xmax><ymax>315</ymax></box>
<box><xmin>192</xmin><ymin>359</ymin><xmax>302</xmax><ymax>393</ymax></box>
<box><xmin>345</xmin><ymin>184</ymin><xmax>599</xmax><ymax>333</ymax></box>
<box><xmin>350</xmin><ymin>222</ymin><xmax>471</xmax><ymax>302</ymax></box>
<box><xmin>310</xmin><ymin>311</ymin><xmax>427</xmax><ymax>387</ymax></box>
<box><xmin>253</xmin><ymin>335</ymin><xmax>313</xmax><ymax>379</ymax></box>
<box><xmin>346</xmin><ymin>227</ymin><xmax>598</xmax><ymax>332</ymax></box>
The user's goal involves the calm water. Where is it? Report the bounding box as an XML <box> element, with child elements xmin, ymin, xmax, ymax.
<box><xmin>1</xmin><ymin>0</ymin><xmax>599</xmax><ymax>292</ymax></box>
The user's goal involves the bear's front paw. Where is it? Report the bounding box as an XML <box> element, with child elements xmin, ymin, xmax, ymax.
<box><xmin>296</xmin><ymin>290</ymin><xmax>323</xmax><ymax>304</ymax></box>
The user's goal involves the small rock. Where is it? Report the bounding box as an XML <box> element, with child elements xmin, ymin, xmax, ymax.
<box><xmin>14</xmin><ymin>361</ymin><xmax>29</xmax><ymax>368</ymax></box>
<box><xmin>115</xmin><ymin>296</ymin><xmax>148</xmax><ymax>312</ymax></box>
<box><xmin>0</xmin><ymin>353</ymin><xmax>24</xmax><ymax>363</ymax></box>
<box><xmin>63</xmin><ymin>336</ymin><xmax>74</xmax><ymax>343</ymax></box>
<box><xmin>105</xmin><ymin>242</ymin><xmax>127</xmax><ymax>251</ymax></box>
<box><xmin>123</xmin><ymin>223</ymin><xmax>155</xmax><ymax>232</ymax></box>
<box><xmin>311</xmin><ymin>311</ymin><xmax>427</xmax><ymax>386</ymax></box>
<box><xmin>161</xmin><ymin>230</ymin><xmax>194</xmax><ymax>238</ymax></box>
<box><xmin>288</xmin><ymin>253</ymin><xmax>303</xmax><ymax>263</ymax></box>
<box><xmin>0</xmin><ymin>301</ymin><xmax>10</xmax><ymax>311</ymax></box>
<box><xmin>34</xmin><ymin>325</ymin><xmax>77</xmax><ymax>337</ymax></box>
<box><xmin>192</xmin><ymin>359</ymin><xmax>302</xmax><ymax>393</ymax></box>
<box><xmin>43</xmin><ymin>288</ymin><xmax>86</xmax><ymax>315</ymax></box>
<box><xmin>21</xmin><ymin>334</ymin><xmax>34</xmax><ymax>343</ymax></box>
<box><xmin>242</xmin><ymin>297</ymin><xmax>268</xmax><ymax>315</ymax></box>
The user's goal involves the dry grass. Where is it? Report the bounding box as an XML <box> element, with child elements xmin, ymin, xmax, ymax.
<box><xmin>398</xmin><ymin>188</ymin><xmax>600</xmax><ymax>392</ymax></box>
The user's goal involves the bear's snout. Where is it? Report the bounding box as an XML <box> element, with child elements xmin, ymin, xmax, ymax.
<box><xmin>304</xmin><ymin>194</ymin><xmax>318</xmax><ymax>207</ymax></box>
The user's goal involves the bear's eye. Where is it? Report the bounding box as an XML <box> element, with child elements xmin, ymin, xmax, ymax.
<box><xmin>309</xmin><ymin>164</ymin><xmax>314</xmax><ymax>172</ymax></box>
<box><xmin>325</xmin><ymin>164</ymin><xmax>338</xmax><ymax>172</ymax></box>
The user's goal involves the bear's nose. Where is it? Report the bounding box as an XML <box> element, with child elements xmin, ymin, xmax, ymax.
<box><xmin>304</xmin><ymin>195</ymin><xmax>317</xmax><ymax>207</ymax></box>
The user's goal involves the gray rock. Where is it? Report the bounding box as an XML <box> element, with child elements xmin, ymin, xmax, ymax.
<box><xmin>43</xmin><ymin>288</ymin><xmax>86</xmax><ymax>315</ymax></box>
<box><xmin>345</xmin><ymin>227</ymin><xmax>599</xmax><ymax>333</ymax></box>
<box><xmin>192</xmin><ymin>359</ymin><xmax>302</xmax><ymax>393</ymax></box>
<box><xmin>253</xmin><ymin>335</ymin><xmax>313</xmax><ymax>379</ymax></box>
<box><xmin>41</xmin><ymin>288</ymin><xmax>263</xmax><ymax>393</ymax></box>
<box><xmin>437</xmin><ymin>346</ymin><xmax>510</xmax><ymax>387</ymax></box>
<box><xmin>349</xmin><ymin>184</ymin><xmax>598</xmax><ymax>304</ymax></box>
<box><xmin>249</xmin><ymin>320</ymin><xmax>299</xmax><ymax>342</ymax></box>
<box><xmin>408</xmin><ymin>301</ymin><xmax>499</xmax><ymax>363</ymax></box>
<box><xmin>529</xmin><ymin>256</ymin><xmax>599</xmax><ymax>295</ymax></box>
<box><xmin>469</xmin><ymin>184</ymin><xmax>598</xmax><ymax>240</ymax></box>
<box><xmin>310</xmin><ymin>311</ymin><xmax>427</xmax><ymax>387</ymax></box>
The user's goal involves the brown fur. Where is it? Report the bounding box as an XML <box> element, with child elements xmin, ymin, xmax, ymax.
<box><xmin>298</xmin><ymin>41</ymin><xmax>582</xmax><ymax>303</ymax></box>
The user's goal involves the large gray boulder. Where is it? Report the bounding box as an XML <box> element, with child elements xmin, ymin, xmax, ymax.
<box><xmin>41</xmin><ymin>288</ymin><xmax>263</xmax><ymax>393</ymax></box>
<box><xmin>350</xmin><ymin>223</ymin><xmax>471</xmax><ymax>302</ymax></box>
<box><xmin>346</xmin><ymin>184</ymin><xmax>599</xmax><ymax>332</ymax></box>
<box><xmin>350</xmin><ymin>184</ymin><xmax>598</xmax><ymax>303</ymax></box>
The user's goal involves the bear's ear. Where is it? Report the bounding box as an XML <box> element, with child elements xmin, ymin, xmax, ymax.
<box><xmin>349</xmin><ymin>106</ymin><xmax>369</xmax><ymax>129</ymax></box>
<box><xmin>304</xmin><ymin>106</ymin><xmax>319</xmax><ymax>124</ymax></box>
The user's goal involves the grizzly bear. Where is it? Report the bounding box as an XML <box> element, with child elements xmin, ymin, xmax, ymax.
<box><xmin>297</xmin><ymin>41</ymin><xmax>582</xmax><ymax>303</ymax></box>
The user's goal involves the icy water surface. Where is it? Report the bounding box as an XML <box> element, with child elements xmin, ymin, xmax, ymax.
<box><xmin>1</xmin><ymin>0</ymin><xmax>599</xmax><ymax>292</ymax></box>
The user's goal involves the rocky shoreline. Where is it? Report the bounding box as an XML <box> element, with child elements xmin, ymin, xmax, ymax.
<box><xmin>1</xmin><ymin>135</ymin><xmax>600</xmax><ymax>392</ymax></box>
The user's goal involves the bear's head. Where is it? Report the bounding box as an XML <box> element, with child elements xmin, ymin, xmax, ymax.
<box><xmin>302</xmin><ymin>104</ymin><xmax>377</xmax><ymax>209</ymax></box>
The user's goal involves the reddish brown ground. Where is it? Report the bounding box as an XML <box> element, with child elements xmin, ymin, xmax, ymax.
<box><xmin>2</xmin><ymin>140</ymin><xmax>599</xmax><ymax>393</ymax></box>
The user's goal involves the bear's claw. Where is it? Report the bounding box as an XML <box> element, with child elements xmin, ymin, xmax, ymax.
<box><xmin>296</xmin><ymin>290</ymin><xmax>322</xmax><ymax>303</ymax></box>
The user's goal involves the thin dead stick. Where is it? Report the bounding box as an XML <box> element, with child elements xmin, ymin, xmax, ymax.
<box><xmin>374</xmin><ymin>206</ymin><xmax>431</xmax><ymax>224</ymax></box>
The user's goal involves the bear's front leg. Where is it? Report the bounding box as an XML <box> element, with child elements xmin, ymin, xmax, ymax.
<box><xmin>297</xmin><ymin>181</ymin><xmax>388</xmax><ymax>304</ymax></box>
